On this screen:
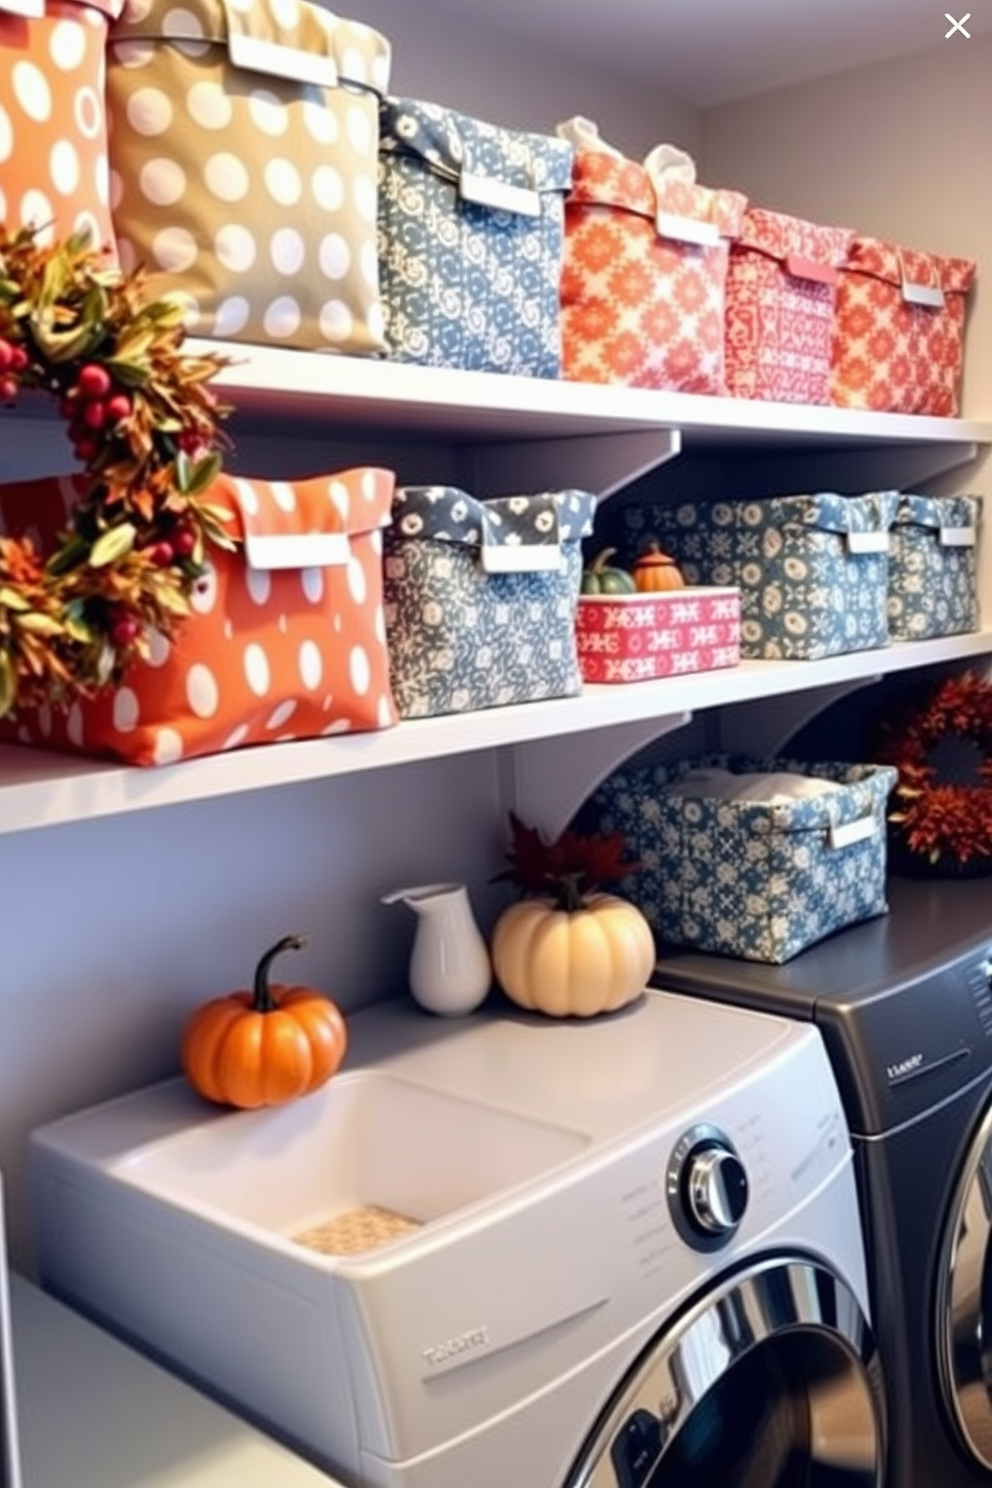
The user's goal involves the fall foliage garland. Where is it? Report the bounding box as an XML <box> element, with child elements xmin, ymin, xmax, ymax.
<box><xmin>0</xmin><ymin>225</ymin><xmax>232</xmax><ymax>717</ymax></box>
<box><xmin>876</xmin><ymin>671</ymin><xmax>992</xmax><ymax>873</ymax></box>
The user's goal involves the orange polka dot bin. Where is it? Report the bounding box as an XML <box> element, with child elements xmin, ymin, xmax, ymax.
<box><xmin>0</xmin><ymin>467</ymin><xmax>398</xmax><ymax>765</ymax></box>
<box><xmin>105</xmin><ymin>0</ymin><xmax>391</xmax><ymax>353</ymax></box>
<box><xmin>0</xmin><ymin>0</ymin><xmax>122</xmax><ymax>256</ymax></box>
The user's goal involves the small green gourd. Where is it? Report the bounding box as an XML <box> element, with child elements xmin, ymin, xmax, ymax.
<box><xmin>580</xmin><ymin>547</ymin><xmax>637</xmax><ymax>596</ymax></box>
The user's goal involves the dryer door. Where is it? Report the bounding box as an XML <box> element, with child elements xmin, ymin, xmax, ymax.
<box><xmin>565</xmin><ymin>1254</ymin><xmax>883</xmax><ymax>1488</ymax></box>
<box><xmin>937</xmin><ymin>1094</ymin><xmax>992</xmax><ymax>1467</ymax></box>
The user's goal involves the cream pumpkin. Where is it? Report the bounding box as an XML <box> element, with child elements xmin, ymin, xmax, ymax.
<box><xmin>491</xmin><ymin>886</ymin><xmax>656</xmax><ymax>1018</ymax></box>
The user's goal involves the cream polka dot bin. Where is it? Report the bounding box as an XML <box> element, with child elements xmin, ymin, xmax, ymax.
<box><xmin>0</xmin><ymin>0</ymin><xmax>122</xmax><ymax>256</ymax></box>
<box><xmin>0</xmin><ymin>466</ymin><xmax>399</xmax><ymax>765</ymax></box>
<box><xmin>105</xmin><ymin>0</ymin><xmax>391</xmax><ymax>352</ymax></box>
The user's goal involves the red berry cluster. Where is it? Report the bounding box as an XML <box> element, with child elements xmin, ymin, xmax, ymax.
<box><xmin>0</xmin><ymin>336</ymin><xmax>29</xmax><ymax>402</ymax></box>
<box><xmin>59</xmin><ymin>361</ymin><xmax>133</xmax><ymax>464</ymax></box>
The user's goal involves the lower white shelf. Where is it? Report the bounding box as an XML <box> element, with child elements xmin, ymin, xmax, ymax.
<box><xmin>1</xmin><ymin>630</ymin><xmax>990</xmax><ymax>836</ymax></box>
<box><xmin>9</xmin><ymin>1276</ymin><xmax>336</xmax><ymax>1487</ymax></box>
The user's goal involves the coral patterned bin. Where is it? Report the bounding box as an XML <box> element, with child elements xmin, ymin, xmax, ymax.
<box><xmin>557</xmin><ymin>121</ymin><xmax>746</xmax><ymax>393</ymax></box>
<box><xmin>830</xmin><ymin>237</ymin><xmax>976</xmax><ymax>415</ymax></box>
<box><xmin>0</xmin><ymin>467</ymin><xmax>398</xmax><ymax>765</ymax></box>
<box><xmin>0</xmin><ymin>0</ymin><xmax>123</xmax><ymax>253</ymax></box>
<box><xmin>724</xmin><ymin>207</ymin><xmax>853</xmax><ymax>404</ymax></box>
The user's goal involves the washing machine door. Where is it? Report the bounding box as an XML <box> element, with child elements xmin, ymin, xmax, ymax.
<box><xmin>565</xmin><ymin>1254</ymin><xmax>883</xmax><ymax>1488</ymax></box>
<box><xmin>937</xmin><ymin>1093</ymin><xmax>992</xmax><ymax>1467</ymax></box>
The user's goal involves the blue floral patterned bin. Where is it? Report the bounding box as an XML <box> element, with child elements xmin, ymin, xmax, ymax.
<box><xmin>887</xmin><ymin>493</ymin><xmax>982</xmax><ymax>641</ymax></box>
<box><xmin>611</xmin><ymin>491</ymin><xmax>899</xmax><ymax>660</ymax></box>
<box><xmin>383</xmin><ymin>485</ymin><xmax>596</xmax><ymax>718</ymax></box>
<box><xmin>589</xmin><ymin>754</ymin><xmax>898</xmax><ymax>964</ymax></box>
<box><xmin>377</xmin><ymin>97</ymin><xmax>574</xmax><ymax>375</ymax></box>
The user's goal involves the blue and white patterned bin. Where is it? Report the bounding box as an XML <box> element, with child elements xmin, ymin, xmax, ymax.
<box><xmin>377</xmin><ymin>97</ymin><xmax>574</xmax><ymax>376</ymax></box>
<box><xmin>888</xmin><ymin>493</ymin><xmax>981</xmax><ymax>641</ymax></box>
<box><xmin>589</xmin><ymin>754</ymin><xmax>898</xmax><ymax>964</ymax></box>
<box><xmin>611</xmin><ymin>491</ymin><xmax>899</xmax><ymax>660</ymax></box>
<box><xmin>383</xmin><ymin>485</ymin><xmax>596</xmax><ymax>718</ymax></box>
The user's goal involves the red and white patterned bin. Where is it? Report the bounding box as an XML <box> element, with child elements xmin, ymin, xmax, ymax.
<box><xmin>557</xmin><ymin>125</ymin><xmax>746</xmax><ymax>394</ymax></box>
<box><xmin>576</xmin><ymin>588</ymin><xmax>741</xmax><ymax>684</ymax></box>
<box><xmin>0</xmin><ymin>0</ymin><xmax>122</xmax><ymax>254</ymax></box>
<box><xmin>830</xmin><ymin>236</ymin><xmax>976</xmax><ymax>416</ymax></box>
<box><xmin>724</xmin><ymin>207</ymin><xmax>853</xmax><ymax>404</ymax></box>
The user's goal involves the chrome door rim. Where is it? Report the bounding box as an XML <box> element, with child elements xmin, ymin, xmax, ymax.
<box><xmin>566</xmin><ymin>1253</ymin><xmax>882</xmax><ymax>1487</ymax></box>
<box><xmin>936</xmin><ymin>1096</ymin><xmax>992</xmax><ymax>1467</ymax></box>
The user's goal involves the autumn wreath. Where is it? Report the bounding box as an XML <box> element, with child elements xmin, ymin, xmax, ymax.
<box><xmin>0</xmin><ymin>225</ymin><xmax>232</xmax><ymax>718</ymax></box>
<box><xmin>876</xmin><ymin>670</ymin><xmax>992</xmax><ymax>875</ymax></box>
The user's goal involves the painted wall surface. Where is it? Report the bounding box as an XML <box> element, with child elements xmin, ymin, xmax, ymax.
<box><xmin>345</xmin><ymin>0</ymin><xmax>701</xmax><ymax>157</ymax></box>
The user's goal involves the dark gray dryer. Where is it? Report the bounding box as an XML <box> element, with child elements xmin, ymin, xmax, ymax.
<box><xmin>652</xmin><ymin>875</ymin><xmax>992</xmax><ymax>1488</ymax></box>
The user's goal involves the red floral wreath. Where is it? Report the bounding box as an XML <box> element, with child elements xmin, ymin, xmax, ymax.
<box><xmin>0</xmin><ymin>225</ymin><xmax>231</xmax><ymax>718</ymax></box>
<box><xmin>876</xmin><ymin>671</ymin><xmax>992</xmax><ymax>873</ymax></box>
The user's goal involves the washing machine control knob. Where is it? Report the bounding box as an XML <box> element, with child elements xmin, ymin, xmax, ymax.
<box><xmin>667</xmin><ymin>1124</ymin><xmax>749</xmax><ymax>1249</ymax></box>
<box><xmin>686</xmin><ymin>1146</ymin><xmax>749</xmax><ymax>1235</ymax></box>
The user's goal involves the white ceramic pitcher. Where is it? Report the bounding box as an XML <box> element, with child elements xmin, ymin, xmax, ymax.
<box><xmin>381</xmin><ymin>882</ymin><xmax>492</xmax><ymax>1016</ymax></box>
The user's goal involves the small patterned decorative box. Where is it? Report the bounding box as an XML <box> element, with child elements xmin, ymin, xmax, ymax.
<box><xmin>613</xmin><ymin>491</ymin><xmax>899</xmax><ymax>661</ymax></box>
<box><xmin>588</xmin><ymin>754</ymin><xmax>898</xmax><ymax>964</ymax></box>
<box><xmin>830</xmin><ymin>237</ymin><xmax>976</xmax><ymax>415</ymax></box>
<box><xmin>378</xmin><ymin>98</ymin><xmax>574</xmax><ymax>376</ymax></box>
<box><xmin>575</xmin><ymin>588</ymin><xmax>741</xmax><ymax>683</ymax></box>
<box><xmin>724</xmin><ymin>207</ymin><xmax>853</xmax><ymax>404</ymax></box>
<box><xmin>1</xmin><ymin>0</ymin><xmax>123</xmax><ymax>254</ymax></box>
<box><xmin>106</xmin><ymin>0</ymin><xmax>391</xmax><ymax>352</ymax></box>
<box><xmin>383</xmin><ymin>485</ymin><xmax>596</xmax><ymax>718</ymax></box>
<box><xmin>556</xmin><ymin>121</ymin><xmax>747</xmax><ymax>393</ymax></box>
<box><xmin>888</xmin><ymin>493</ymin><xmax>982</xmax><ymax>641</ymax></box>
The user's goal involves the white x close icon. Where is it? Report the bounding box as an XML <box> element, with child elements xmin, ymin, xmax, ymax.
<box><xmin>945</xmin><ymin>12</ymin><xmax>972</xmax><ymax>37</ymax></box>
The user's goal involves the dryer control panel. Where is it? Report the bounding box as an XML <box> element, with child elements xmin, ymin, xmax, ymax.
<box><xmin>666</xmin><ymin>1123</ymin><xmax>749</xmax><ymax>1251</ymax></box>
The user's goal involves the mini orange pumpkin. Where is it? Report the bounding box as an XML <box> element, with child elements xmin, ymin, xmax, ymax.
<box><xmin>180</xmin><ymin>935</ymin><xmax>348</xmax><ymax>1109</ymax></box>
<box><xmin>633</xmin><ymin>542</ymin><xmax>685</xmax><ymax>593</ymax></box>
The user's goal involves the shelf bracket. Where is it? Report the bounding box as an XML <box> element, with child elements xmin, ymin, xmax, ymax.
<box><xmin>495</xmin><ymin>710</ymin><xmax>692</xmax><ymax>844</ymax></box>
<box><xmin>462</xmin><ymin>428</ymin><xmax>681</xmax><ymax>500</ymax></box>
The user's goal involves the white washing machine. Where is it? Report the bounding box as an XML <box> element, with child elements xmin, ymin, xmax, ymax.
<box><xmin>31</xmin><ymin>991</ymin><xmax>884</xmax><ymax>1488</ymax></box>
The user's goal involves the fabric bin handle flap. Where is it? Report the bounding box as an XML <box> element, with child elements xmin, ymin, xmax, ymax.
<box><xmin>229</xmin><ymin>470</ymin><xmax>393</xmax><ymax>572</ymax></box>
<box><xmin>940</xmin><ymin>525</ymin><xmax>977</xmax><ymax>547</ymax></box>
<box><xmin>460</xmin><ymin>170</ymin><xmax>541</xmax><ymax>218</ymax></box>
<box><xmin>828</xmin><ymin>811</ymin><xmax>879</xmax><ymax>850</ymax></box>
<box><xmin>785</xmin><ymin>254</ymin><xmax>839</xmax><ymax>286</ymax></box>
<box><xmin>0</xmin><ymin>0</ymin><xmax>43</xmax><ymax>18</ymax></box>
<box><xmin>221</xmin><ymin>0</ymin><xmax>348</xmax><ymax>89</ymax></box>
<box><xmin>902</xmin><ymin>279</ymin><xmax>946</xmax><ymax>309</ymax></box>
<box><xmin>846</xmin><ymin>529</ymin><xmax>890</xmax><ymax>553</ymax></box>
<box><xmin>480</xmin><ymin>498</ymin><xmax>563</xmax><ymax>573</ymax></box>
<box><xmin>655</xmin><ymin>210</ymin><xmax>721</xmax><ymax>247</ymax></box>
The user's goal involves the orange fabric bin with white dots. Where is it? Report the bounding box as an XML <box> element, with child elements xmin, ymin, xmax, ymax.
<box><xmin>0</xmin><ymin>466</ymin><xmax>398</xmax><ymax>766</ymax></box>
<box><xmin>104</xmin><ymin>0</ymin><xmax>391</xmax><ymax>352</ymax></box>
<box><xmin>1</xmin><ymin>0</ymin><xmax>122</xmax><ymax>254</ymax></box>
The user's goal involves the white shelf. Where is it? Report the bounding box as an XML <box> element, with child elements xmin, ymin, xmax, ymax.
<box><xmin>191</xmin><ymin>342</ymin><xmax>992</xmax><ymax>451</ymax></box>
<box><xmin>3</xmin><ymin>630</ymin><xmax>990</xmax><ymax>837</ymax></box>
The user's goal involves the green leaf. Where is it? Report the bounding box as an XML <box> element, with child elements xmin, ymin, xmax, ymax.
<box><xmin>175</xmin><ymin>448</ymin><xmax>192</xmax><ymax>494</ymax></box>
<box><xmin>185</xmin><ymin>452</ymin><xmax>222</xmax><ymax>496</ymax></box>
<box><xmin>0</xmin><ymin>585</ymin><xmax>30</xmax><ymax>613</ymax></box>
<box><xmin>103</xmin><ymin>358</ymin><xmax>151</xmax><ymax>388</ymax></box>
<box><xmin>0</xmin><ymin>650</ymin><xmax>16</xmax><ymax>718</ymax></box>
<box><xmin>16</xmin><ymin>611</ymin><xmax>64</xmax><ymax>637</ymax></box>
<box><xmin>45</xmin><ymin>535</ymin><xmax>89</xmax><ymax>577</ymax></box>
<box><xmin>89</xmin><ymin>522</ymin><xmax>137</xmax><ymax>568</ymax></box>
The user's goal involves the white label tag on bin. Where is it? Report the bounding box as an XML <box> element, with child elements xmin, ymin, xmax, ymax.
<box><xmin>901</xmin><ymin>279</ymin><xmax>946</xmax><ymax>309</ymax></box>
<box><xmin>829</xmin><ymin>814</ymin><xmax>878</xmax><ymax>850</ymax></box>
<box><xmin>655</xmin><ymin>211</ymin><xmax>720</xmax><ymax>247</ymax></box>
<box><xmin>939</xmin><ymin>526</ymin><xmax>976</xmax><ymax>547</ymax></box>
<box><xmin>480</xmin><ymin>541</ymin><xmax>563</xmax><ymax>574</ymax></box>
<box><xmin>244</xmin><ymin>531</ymin><xmax>351</xmax><ymax>571</ymax></box>
<box><xmin>846</xmin><ymin>530</ymin><xmax>890</xmax><ymax>554</ymax></box>
<box><xmin>227</xmin><ymin>31</ymin><xmax>339</xmax><ymax>89</ymax></box>
<box><xmin>460</xmin><ymin>172</ymin><xmax>541</xmax><ymax>217</ymax></box>
<box><xmin>0</xmin><ymin>0</ymin><xmax>44</xmax><ymax>17</ymax></box>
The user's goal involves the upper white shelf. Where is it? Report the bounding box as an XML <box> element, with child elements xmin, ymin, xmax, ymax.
<box><xmin>192</xmin><ymin>341</ymin><xmax>992</xmax><ymax>452</ymax></box>
<box><xmin>3</xmin><ymin>630</ymin><xmax>991</xmax><ymax>837</ymax></box>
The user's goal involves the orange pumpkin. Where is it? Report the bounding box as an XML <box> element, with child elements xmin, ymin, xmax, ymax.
<box><xmin>633</xmin><ymin>542</ymin><xmax>685</xmax><ymax>593</ymax></box>
<box><xmin>180</xmin><ymin>936</ymin><xmax>348</xmax><ymax>1109</ymax></box>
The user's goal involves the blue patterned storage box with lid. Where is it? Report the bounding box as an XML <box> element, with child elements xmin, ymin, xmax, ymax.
<box><xmin>589</xmin><ymin>754</ymin><xmax>899</xmax><ymax>964</ymax></box>
<box><xmin>383</xmin><ymin>485</ymin><xmax>596</xmax><ymax>718</ymax></box>
<box><xmin>887</xmin><ymin>493</ymin><xmax>981</xmax><ymax>640</ymax></box>
<box><xmin>378</xmin><ymin>98</ymin><xmax>574</xmax><ymax>375</ymax></box>
<box><xmin>613</xmin><ymin>491</ymin><xmax>899</xmax><ymax>660</ymax></box>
